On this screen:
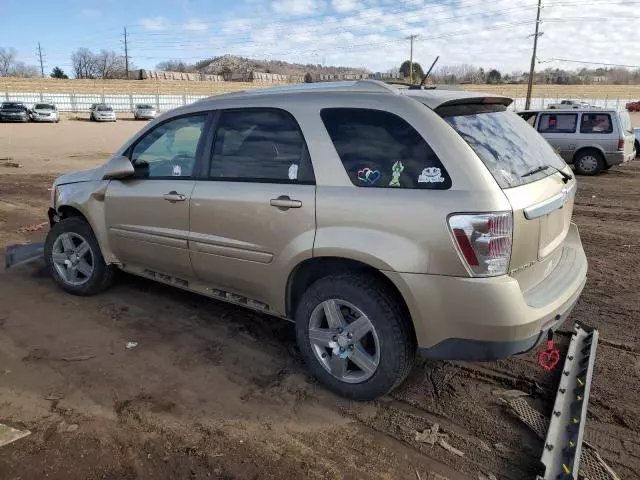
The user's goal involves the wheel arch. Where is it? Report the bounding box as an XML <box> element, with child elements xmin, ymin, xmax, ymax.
<box><xmin>285</xmin><ymin>256</ymin><xmax>416</xmax><ymax>343</ymax></box>
<box><xmin>572</xmin><ymin>145</ymin><xmax>605</xmax><ymax>165</ymax></box>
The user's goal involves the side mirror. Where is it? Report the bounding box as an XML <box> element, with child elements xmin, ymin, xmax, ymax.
<box><xmin>102</xmin><ymin>155</ymin><xmax>134</xmax><ymax>180</ymax></box>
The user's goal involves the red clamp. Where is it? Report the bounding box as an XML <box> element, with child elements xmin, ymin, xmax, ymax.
<box><xmin>538</xmin><ymin>333</ymin><xmax>560</xmax><ymax>371</ymax></box>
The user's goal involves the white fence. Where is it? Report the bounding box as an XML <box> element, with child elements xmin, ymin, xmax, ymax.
<box><xmin>2</xmin><ymin>91</ymin><xmax>634</xmax><ymax>113</ymax></box>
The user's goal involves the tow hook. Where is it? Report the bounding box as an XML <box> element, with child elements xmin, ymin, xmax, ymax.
<box><xmin>538</xmin><ymin>330</ymin><xmax>561</xmax><ymax>371</ymax></box>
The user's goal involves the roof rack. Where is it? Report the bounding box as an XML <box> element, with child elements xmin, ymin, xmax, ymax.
<box><xmin>218</xmin><ymin>79</ymin><xmax>397</xmax><ymax>98</ymax></box>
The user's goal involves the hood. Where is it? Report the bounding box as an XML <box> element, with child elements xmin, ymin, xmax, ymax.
<box><xmin>55</xmin><ymin>165</ymin><xmax>106</xmax><ymax>186</ymax></box>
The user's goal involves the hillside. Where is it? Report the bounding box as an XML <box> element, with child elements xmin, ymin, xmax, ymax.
<box><xmin>196</xmin><ymin>54</ymin><xmax>370</xmax><ymax>77</ymax></box>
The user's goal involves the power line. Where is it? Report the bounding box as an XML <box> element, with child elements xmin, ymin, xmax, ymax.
<box><xmin>540</xmin><ymin>58</ymin><xmax>640</xmax><ymax>68</ymax></box>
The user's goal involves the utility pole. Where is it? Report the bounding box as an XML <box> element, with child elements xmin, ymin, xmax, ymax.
<box><xmin>123</xmin><ymin>26</ymin><xmax>129</xmax><ymax>79</ymax></box>
<box><xmin>37</xmin><ymin>42</ymin><xmax>44</xmax><ymax>77</ymax></box>
<box><xmin>406</xmin><ymin>34</ymin><xmax>418</xmax><ymax>83</ymax></box>
<box><xmin>525</xmin><ymin>0</ymin><xmax>543</xmax><ymax>110</ymax></box>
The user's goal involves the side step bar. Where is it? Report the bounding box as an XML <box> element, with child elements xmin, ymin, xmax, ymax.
<box><xmin>537</xmin><ymin>323</ymin><xmax>599</xmax><ymax>480</ymax></box>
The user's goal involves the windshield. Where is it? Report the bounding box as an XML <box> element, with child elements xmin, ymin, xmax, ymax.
<box><xmin>137</xmin><ymin>104</ymin><xmax>153</xmax><ymax>109</ymax></box>
<box><xmin>35</xmin><ymin>104</ymin><xmax>55</xmax><ymax>110</ymax></box>
<box><xmin>618</xmin><ymin>111</ymin><xmax>633</xmax><ymax>133</ymax></box>
<box><xmin>97</xmin><ymin>105</ymin><xmax>113</xmax><ymax>112</ymax></box>
<box><xmin>438</xmin><ymin>104</ymin><xmax>567</xmax><ymax>188</ymax></box>
<box><xmin>2</xmin><ymin>103</ymin><xmax>23</xmax><ymax>109</ymax></box>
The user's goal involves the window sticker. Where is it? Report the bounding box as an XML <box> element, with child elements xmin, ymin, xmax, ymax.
<box><xmin>389</xmin><ymin>161</ymin><xmax>404</xmax><ymax>187</ymax></box>
<box><xmin>357</xmin><ymin>167</ymin><xmax>381</xmax><ymax>185</ymax></box>
<box><xmin>172</xmin><ymin>165</ymin><xmax>182</xmax><ymax>176</ymax></box>
<box><xmin>288</xmin><ymin>163</ymin><xmax>299</xmax><ymax>180</ymax></box>
<box><xmin>418</xmin><ymin>167</ymin><xmax>445</xmax><ymax>183</ymax></box>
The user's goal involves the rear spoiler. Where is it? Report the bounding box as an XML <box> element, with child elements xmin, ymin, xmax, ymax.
<box><xmin>437</xmin><ymin>96</ymin><xmax>513</xmax><ymax>108</ymax></box>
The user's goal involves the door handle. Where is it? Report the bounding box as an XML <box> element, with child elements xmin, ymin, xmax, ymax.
<box><xmin>163</xmin><ymin>191</ymin><xmax>186</xmax><ymax>203</ymax></box>
<box><xmin>270</xmin><ymin>195</ymin><xmax>302</xmax><ymax>210</ymax></box>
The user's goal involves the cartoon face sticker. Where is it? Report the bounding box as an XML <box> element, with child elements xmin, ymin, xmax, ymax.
<box><xmin>172</xmin><ymin>165</ymin><xmax>182</xmax><ymax>176</ymax></box>
<box><xmin>288</xmin><ymin>163</ymin><xmax>299</xmax><ymax>180</ymax></box>
<box><xmin>389</xmin><ymin>161</ymin><xmax>404</xmax><ymax>187</ymax></box>
<box><xmin>418</xmin><ymin>167</ymin><xmax>445</xmax><ymax>183</ymax></box>
<box><xmin>357</xmin><ymin>167</ymin><xmax>381</xmax><ymax>185</ymax></box>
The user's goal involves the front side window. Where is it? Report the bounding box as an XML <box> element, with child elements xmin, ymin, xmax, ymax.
<box><xmin>130</xmin><ymin>114</ymin><xmax>207</xmax><ymax>178</ymax></box>
<box><xmin>580</xmin><ymin>113</ymin><xmax>612</xmax><ymax>134</ymax></box>
<box><xmin>538</xmin><ymin>113</ymin><xmax>577</xmax><ymax>133</ymax></box>
<box><xmin>320</xmin><ymin>108</ymin><xmax>450</xmax><ymax>189</ymax></box>
<box><xmin>209</xmin><ymin>108</ymin><xmax>312</xmax><ymax>183</ymax></box>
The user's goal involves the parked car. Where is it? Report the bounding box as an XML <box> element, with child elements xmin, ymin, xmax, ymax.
<box><xmin>30</xmin><ymin>103</ymin><xmax>60</xmax><ymax>123</ymax></box>
<box><xmin>635</xmin><ymin>128</ymin><xmax>640</xmax><ymax>154</ymax></box>
<box><xmin>44</xmin><ymin>80</ymin><xmax>588</xmax><ymax>400</ymax></box>
<box><xmin>626</xmin><ymin>101</ymin><xmax>640</xmax><ymax>112</ymax></box>
<box><xmin>0</xmin><ymin>102</ymin><xmax>29</xmax><ymax>122</ymax></box>
<box><xmin>134</xmin><ymin>104</ymin><xmax>157</xmax><ymax>120</ymax></box>
<box><xmin>90</xmin><ymin>104</ymin><xmax>117</xmax><ymax>122</ymax></box>
<box><xmin>518</xmin><ymin>108</ymin><xmax>636</xmax><ymax>175</ymax></box>
<box><xmin>547</xmin><ymin>100</ymin><xmax>591</xmax><ymax>110</ymax></box>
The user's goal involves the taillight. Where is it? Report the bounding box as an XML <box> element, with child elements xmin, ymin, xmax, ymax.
<box><xmin>618</xmin><ymin>139</ymin><xmax>624</xmax><ymax>151</ymax></box>
<box><xmin>448</xmin><ymin>212</ymin><xmax>513</xmax><ymax>277</ymax></box>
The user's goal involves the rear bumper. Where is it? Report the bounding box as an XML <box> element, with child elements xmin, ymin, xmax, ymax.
<box><xmin>606</xmin><ymin>150</ymin><xmax>635</xmax><ymax>166</ymax></box>
<box><xmin>385</xmin><ymin>223</ymin><xmax>588</xmax><ymax>361</ymax></box>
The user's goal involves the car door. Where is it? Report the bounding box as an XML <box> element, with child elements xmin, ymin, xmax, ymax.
<box><xmin>105</xmin><ymin>112</ymin><xmax>210</xmax><ymax>279</ymax></box>
<box><xmin>189</xmin><ymin>108</ymin><xmax>316</xmax><ymax>312</ymax></box>
<box><xmin>578</xmin><ymin>112</ymin><xmax>616</xmax><ymax>155</ymax></box>
<box><xmin>537</xmin><ymin>112</ymin><xmax>578</xmax><ymax>162</ymax></box>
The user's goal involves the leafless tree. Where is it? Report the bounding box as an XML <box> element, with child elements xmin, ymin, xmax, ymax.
<box><xmin>96</xmin><ymin>50</ymin><xmax>127</xmax><ymax>79</ymax></box>
<box><xmin>72</xmin><ymin>48</ymin><xmax>99</xmax><ymax>79</ymax></box>
<box><xmin>0</xmin><ymin>47</ymin><xmax>17</xmax><ymax>77</ymax></box>
<box><xmin>11</xmin><ymin>61</ymin><xmax>39</xmax><ymax>78</ymax></box>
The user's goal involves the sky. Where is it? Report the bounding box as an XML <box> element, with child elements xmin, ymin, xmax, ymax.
<box><xmin>1</xmin><ymin>0</ymin><xmax>639</xmax><ymax>76</ymax></box>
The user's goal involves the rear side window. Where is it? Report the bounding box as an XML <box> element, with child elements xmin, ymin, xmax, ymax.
<box><xmin>210</xmin><ymin>108</ymin><xmax>313</xmax><ymax>184</ymax></box>
<box><xmin>538</xmin><ymin>113</ymin><xmax>577</xmax><ymax>133</ymax></box>
<box><xmin>580</xmin><ymin>113</ymin><xmax>613</xmax><ymax>134</ymax></box>
<box><xmin>320</xmin><ymin>108</ymin><xmax>450</xmax><ymax>189</ymax></box>
<box><xmin>441</xmin><ymin>106</ymin><xmax>567</xmax><ymax>188</ymax></box>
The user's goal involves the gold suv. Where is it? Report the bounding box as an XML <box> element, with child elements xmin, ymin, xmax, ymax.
<box><xmin>45</xmin><ymin>81</ymin><xmax>588</xmax><ymax>400</ymax></box>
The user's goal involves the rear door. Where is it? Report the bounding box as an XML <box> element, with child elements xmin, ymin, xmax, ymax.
<box><xmin>537</xmin><ymin>112</ymin><xmax>579</xmax><ymax>162</ymax></box>
<box><xmin>188</xmin><ymin>108</ymin><xmax>316</xmax><ymax>311</ymax></box>
<box><xmin>105</xmin><ymin>113</ymin><xmax>210</xmax><ymax>278</ymax></box>
<box><xmin>440</xmin><ymin>105</ymin><xmax>576</xmax><ymax>290</ymax></box>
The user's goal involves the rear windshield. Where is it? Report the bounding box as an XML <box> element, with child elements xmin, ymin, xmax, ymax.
<box><xmin>618</xmin><ymin>111</ymin><xmax>633</xmax><ymax>133</ymax></box>
<box><xmin>437</xmin><ymin>104</ymin><xmax>566</xmax><ymax>188</ymax></box>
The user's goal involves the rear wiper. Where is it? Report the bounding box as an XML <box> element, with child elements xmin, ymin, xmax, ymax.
<box><xmin>522</xmin><ymin>165</ymin><xmax>572</xmax><ymax>184</ymax></box>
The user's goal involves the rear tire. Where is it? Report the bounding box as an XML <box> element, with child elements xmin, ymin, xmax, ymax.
<box><xmin>574</xmin><ymin>149</ymin><xmax>605</xmax><ymax>175</ymax></box>
<box><xmin>295</xmin><ymin>272</ymin><xmax>415</xmax><ymax>400</ymax></box>
<box><xmin>45</xmin><ymin>217</ymin><xmax>116</xmax><ymax>296</ymax></box>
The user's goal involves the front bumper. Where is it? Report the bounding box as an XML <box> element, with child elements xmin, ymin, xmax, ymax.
<box><xmin>0</xmin><ymin>114</ymin><xmax>28</xmax><ymax>122</ymax></box>
<box><xmin>94</xmin><ymin>116</ymin><xmax>116</xmax><ymax>121</ymax></box>
<box><xmin>135</xmin><ymin>112</ymin><xmax>156</xmax><ymax>119</ymax></box>
<box><xmin>31</xmin><ymin>115</ymin><xmax>58</xmax><ymax>122</ymax></box>
<box><xmin>385</xmin><ymin>223</ymin><xmax>588</xmax><ymax>361</ymax></box>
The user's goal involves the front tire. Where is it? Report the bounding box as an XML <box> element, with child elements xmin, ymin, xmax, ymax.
<box><xmin>574</xmin><ymin>149</ymin><xmax>605</xmax><ymax>175</ymax></box>
<box><xmin>295</xmin><ymin>273</ymin><xmax>415</xmax><ymax>400</ymax></box>
<box><xmin>45</xmin><ymin>217</ymin><xmax>115</xmax><ymax>296</ymax></box>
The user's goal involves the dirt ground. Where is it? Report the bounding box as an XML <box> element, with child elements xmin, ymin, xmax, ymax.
<box><xmin>0</xmin><ymin>116</ymin><xmax>639</xmax><ymax>480</ymax></box>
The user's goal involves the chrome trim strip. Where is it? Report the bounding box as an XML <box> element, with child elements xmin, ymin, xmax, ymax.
<box><xmin>523</xmin><ymin>181</ymin><xmax>576</xmax><ymax>220</ymax></box>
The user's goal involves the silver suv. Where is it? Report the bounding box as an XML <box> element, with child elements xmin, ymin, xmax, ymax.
<box><xmin>45</xmin><ymin>81</ymin><xmax>587</xmax><ymax>400</ymax></box>
<box><xmin>518</xmin><ymin>108</ymin><xmax>636</xmax><ymax>175</ymax></box>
